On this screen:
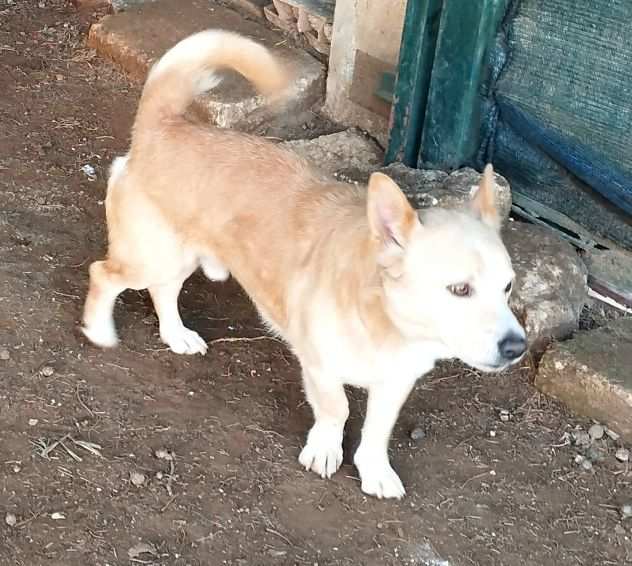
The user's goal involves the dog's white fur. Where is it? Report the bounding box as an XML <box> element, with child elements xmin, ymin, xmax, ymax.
<box><xmin>82</xmin><ymin>30</ymin><xmax>527</xmax><ymax>499</ymax></box>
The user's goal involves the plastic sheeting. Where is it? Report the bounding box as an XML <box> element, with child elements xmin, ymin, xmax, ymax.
<box><xmin>479</xmin><ymin>0</ymin><xmax>632</xmax><ymax>248</ymax></box>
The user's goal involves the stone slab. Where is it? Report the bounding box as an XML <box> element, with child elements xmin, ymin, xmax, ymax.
<box><xmin>504</xmin><ymin>222</ymin><xmax>588</xmax><ymax>353</ymax></box>
<box><xmin>87</xmin><ymin>0</ymin><xmax>325</xmax><ymax>130</ymax></box>
<box><xmin>583</xmin><ymin>247</ymin><xmax>632</xmax><ymax>309</ymax></box>
<box><xmin>536</xmin><ymin>317</ymin><xmax>632</xmax><ymax>442</ymax></box>
<box><xmin>281</xmin><ymin>128</ymin><xmax>383</xmax><ymax>181</ymax></box>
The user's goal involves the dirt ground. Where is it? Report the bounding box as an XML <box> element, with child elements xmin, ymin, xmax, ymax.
<box><xmin>1</xmin><ymin>2</ymin><xmax>631</xmax><ymax>565</ymax></box>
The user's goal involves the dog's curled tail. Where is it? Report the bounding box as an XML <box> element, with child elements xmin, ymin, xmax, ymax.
<box><xmin>134</xmin><ymin>30</ymin><xmax>288</xmax><ymax>127</ymax></box>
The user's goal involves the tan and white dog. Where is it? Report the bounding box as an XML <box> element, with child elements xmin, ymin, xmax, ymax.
<box><xmin>82</xmin><ymin>30</ymin><xmax>527</xmax><ymax>499</ymax></box>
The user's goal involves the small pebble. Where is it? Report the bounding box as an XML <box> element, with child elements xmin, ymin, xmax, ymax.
<box><xmin>489</xmin><ymin>430</ymin><xmax>497</xmax><ymax>438</ymax></box>
<box><xmin>587</xmin><ymin>445</ymin><xmax>606</xmax><ymax>462</ymax></box>
<box><xmin>571</xmin><ymin>430</ymin><xmax>591</xmax><ymax>447</ymax></box>
<box><xmin>40</xmin><ymin>366</ymin><xmax>54</xmax><ymax>377</ymax></box>
<box><xmin>606</xmin><ymin>428</ymin><xmax>621</xmax><ymax>441</ymax></box>
<box><xmin>409</xmin><ymin>427</ymin><xmax>425</xmax><ymax>441</ymax></box>
<box><xmin>130</xmin><ymin>471</ymin><xmax>146</xmax><ymax>487</ymax></box>
<box><xmin>80</xmin><ymin>164</ymin><xmax>96</xmax><ymax>180</ymax></box>
<box><xmin>28</xmin><ymin>418</ymin><xmax>38</xmax><ymax>426</ymax></box>
<box><xmin>574</xmin><ymin>454</ymin><xmax>585</xmax><ymax>465</ymax></box>
<box><xmin>499</xmin><ymin>409</ymin><xmax>510</xmax><ymax>422</ymax></box>
<box><xmin>0</xmin><ymin>348</ymin><xmax>10</xmax><ymax>361</ymax></box>
<box><xmin>581</xmin><ymin>459</ymin><xmax>593</xmax><ymax>471</ymax></box>
<box><xmin>615</xmin><ymin>448</ymin><xmax>630</xmax><ymax>463</ymax></box>
<box><xmin>12</xmin><ymin>464</ymin><xmax>21</xmax><ymax>473</ymax></box>
<box><xmin>154</xmin><ymin>448</ymin><xmax>171</xmax><ymax>460</ymax></box>
<box><xmin>620</xmin><ymin>504</ymin><xmax>632</xmax><ymax>520</ymax></box>
<box><xmin>588</xmin><ymin>423</ymin><xmax>605</xmax><ymax>440</ymax></box>
<box><xmin>155</xmin><ymin>471</ymin><xmax>164</xmax><ymax>480</ymax></box>
<box><xmin>5</xmin><ymin>512</ymin><xmax>17</xmax><ymax>527</ymax></box>
<box><xmin>50</xmin><ymin>512</ymin><xmax>65</xmax><ymax>520</ymax></box>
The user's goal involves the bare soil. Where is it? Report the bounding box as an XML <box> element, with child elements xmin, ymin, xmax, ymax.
<box><xmin>1</xmin><ymin>2</ymin><xmax>631</xmax><ymax>565</ymax></box>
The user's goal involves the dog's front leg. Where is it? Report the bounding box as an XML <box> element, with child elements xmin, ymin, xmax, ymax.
<box><xmin>353</xmin><ymin>377</ymin><xmax>417</xmax><ymax>499</ymax></box>
<box><xmin>298</xmin><ymin>367</ymin><xmax>349</xmax><ymax>479</ymax></box>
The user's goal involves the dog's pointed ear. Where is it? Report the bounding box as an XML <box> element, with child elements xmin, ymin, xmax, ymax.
<box><xmin>470</xmin><ymin>164</ymin><xmax>500</xmax><ymax>230</ymax></box>
<box><xmin>367</xmin><ymin>172</ymin><xmax>418</xmax><ymax>264</ymax></box>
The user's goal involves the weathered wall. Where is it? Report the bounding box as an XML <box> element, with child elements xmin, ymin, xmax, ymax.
<box><xmin>324</xmin><ymin>0</ymin><xmax>406</xmax><ymax>146</ymax></box>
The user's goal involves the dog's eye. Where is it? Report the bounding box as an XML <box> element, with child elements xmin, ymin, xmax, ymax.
<box><xmin>504</xmin><ymin>281</ymin><xmax>513</xmax><ymax>294</ymax></box>
<box><xmin>448</xmin><ymin>283</ymin><xmax>473</xmax><ymax>297</ymax></box>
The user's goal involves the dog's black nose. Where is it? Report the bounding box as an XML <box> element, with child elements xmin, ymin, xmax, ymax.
<box><xmin>498</xmin><ymin>333</ymin><xmax>527</xmax><ymax>361</ymax></box>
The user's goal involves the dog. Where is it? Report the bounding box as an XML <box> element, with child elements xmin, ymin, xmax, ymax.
<box><xmin>82</xmin><ymin>30</ymin><xmax>527</xmax><ymax>499</ymax></box>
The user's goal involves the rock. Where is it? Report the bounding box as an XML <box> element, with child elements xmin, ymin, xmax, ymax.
<box><xmin>0</xmin><ymin>348</ymin><xmax>10</xmax><ymax>361</ymax></box>
<box><xmin>5</xmin><ymin>512</ymin><xmax>16</xmax><ymax>527</ymax></box>
<box><xmin>499</xmin><ymin>409</ymin><xmax>511</xmax><ymax>422</ymax></box>
<box><xmin>586</xmin><ymin>445</ymin><xmax>606</xmax><ymax>463</ymax></box>
<box><xmin>87</xmin><ymin>0</ymin><xmax>325</xmax><ymax>131</ymax></box>
<box><xmin>571</xmin><ymin>430</ymin><xmax>590</xmax><ymax>446</ymax></box>
<box><xmin>571</xmin><ymin>430</ymin><xmax>591</xmax><ymax>447</ymax></box>
<box><xmin>606</xmin><ymin>428</ymin><xmax>621</xmax><ymax>441</ymax></box>
<box><xmin>223</xmin><ymin>0</ymin><xmax>267</xmax><ymax>19</ymax></box>
<box><xmin>128</xmin><ymin>541</ymin><xmax>158</xmax><ymax>559</ymax></box>
<box><xmin>130</xmin><ymin>471</ymin><xmax>146</xmax><ymax>486</ymax></box>
<box><xmin>110</xmin><ymin>0</ymin><xmax>149</xmax><ymax>10</ymax></box>
<box><xmin>281</xmin><ymin>129</ymin><xmax>383</xmax><ymax>181</ymax></box>
<box><xmin>581</xmin><ymin>458</ymin><xmax>593</xmax><ymax>471</ymax></box>
<box><xmin>40</xmin><ymin>365</ymin><xmax>54</xmax><ymax>377</ymax></box>
<box><xmin>504</xmin><ymin>223</ymin><xmax>588</xmax><ymax>353</ymax></box>
<box><xmin>536</xmin><ymin>318</ymin><xmax>632</xmax><ymax>443</ymax></box>
<box><xmin>616</xmin><ymin>448</ymin><xmax>630</xmax><ymax>463</ymax></box>
<box><xmin>377</xmin><ymin>164</ymin><xmax>513</xmax><ymax>222</ymax></box>
<box><xmin>588</xmin><ymin>423</ymin><xmax>605</xmax><ymax>440</ymax></box>
<box><xmin>574</xmin><ymin>454</ymin><xmax>585</xmax><ymax>465</ymax></box>
<box><xmin>409</xmin><ymin>426</ymin><xmax>426</xmax><ymax>441</ymax></box>
<box><xmin>620</xmin><ymin>503</ymin><xmax>632</xmax><ymax>520</ymax></box>
<box><xmin>154</xmin><ymin>448</ymin><xmax>172</xmax><ymax>460</ymax></box>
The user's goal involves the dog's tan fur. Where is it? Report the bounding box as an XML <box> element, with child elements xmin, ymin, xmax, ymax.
<box><xmin>83</xmin><ymin>30</ymin><xmax>527</xmax><ymax>498</ymax></box>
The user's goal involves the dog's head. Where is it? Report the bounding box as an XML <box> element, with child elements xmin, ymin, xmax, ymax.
<box><xmin>368</xmin><ymin>165</ymin><xmax>526</xmax><ymax>372</ymax></box>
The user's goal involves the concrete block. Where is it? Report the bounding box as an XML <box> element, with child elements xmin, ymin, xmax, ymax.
<box><xmin>87</xmin><ymin>0</ymin><xmax>325</xmax><ymax>131</ymax></box>
<box><xmin>536</xmin><ymin>318</ymin><xmax>632</xmax><ymax>442</ymax></box>
<box><xmin>324</xmin><ymin>0</ymin><xmax>406</xmax><ymax>145</ymax></box>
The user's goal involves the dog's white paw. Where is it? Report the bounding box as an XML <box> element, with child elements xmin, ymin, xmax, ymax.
<box><xmin>354</xmin><ymin>450</ymin><xmax>405</xmax><ymax>499</ymax></box>
<box><xmin>161</xmin><ymin>326</ymin><xmax>207</xmax><ymax>355</ymax></box>
<box><xmin>82</xmin><ymin>320</ymin><xmax>118</xmax><ymax>349</ymax></box>
<box><xmin>298</xmin><ymin>422</ymin><xmax>343</xmax><ymax>479</ymax></box>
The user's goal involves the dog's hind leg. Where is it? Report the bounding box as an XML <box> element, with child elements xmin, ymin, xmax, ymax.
<box><xmin>298</xmin><ymin>367</ymin><xmax>349</xmax><ymax>479</ymax></box>
<box><xmin>148</xmin><ymin>276</ymin><xmax>208</xmax><ymax>355</ymax></box>
<box><xmin>82</xmin><ymin>260</ymin><xmax>127</xmax><ymax>348</ymax></box>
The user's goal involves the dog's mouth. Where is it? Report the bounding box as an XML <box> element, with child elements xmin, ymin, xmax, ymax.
<box><xmin>471</xmin><ymin>352</ymin><xmax>527</xmax><ymax>374</ymax></box>
<box><xmin>472</xmin><ymin>362</ymin><xmax>508</xmax><ymax>373</ymax></box>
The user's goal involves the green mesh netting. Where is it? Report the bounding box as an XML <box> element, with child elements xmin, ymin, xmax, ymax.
<box><xmin>481</xmin><ymin>0</ymin><xmax>632</xmax><ymax>248</ymax></box>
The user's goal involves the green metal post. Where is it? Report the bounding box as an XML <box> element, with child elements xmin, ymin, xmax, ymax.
<box><xmin>384</xmin><ymin>0</ymin><xmax>443</xmax><ymax>166</ymax></box>
<box><xmin>386</xmin><ymin>0</ymin><xmax>508</xmax><ymax>171</ymax></box>
<box><xmin>419</xmin><ymin>0</ymin><xmax>508</xmax><ymax>170</ymax></box>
